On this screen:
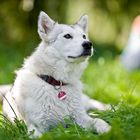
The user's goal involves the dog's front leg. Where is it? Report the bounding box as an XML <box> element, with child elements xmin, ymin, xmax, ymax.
<box><xmin>73</xmin><ymin>110</ymin><xmax>111</xmax><ymax>134</ymax></box>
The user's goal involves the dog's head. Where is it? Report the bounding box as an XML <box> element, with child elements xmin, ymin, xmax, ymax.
<box><xmin>38</xmin><ymin>11</ymin><xmax>93</xmax><ymax>63</ymax></box>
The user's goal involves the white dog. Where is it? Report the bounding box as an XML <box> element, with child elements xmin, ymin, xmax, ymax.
<box><xmin>1</xmin><ymin>11</ymin><xmax>111</xmax><ymax>137</ymax></box>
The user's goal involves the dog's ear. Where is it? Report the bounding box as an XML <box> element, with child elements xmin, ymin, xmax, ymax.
<box><xmin>38</xmin><ymin>11</ymin><xmax>55</xmax><ymax>40</ymax></box>
<box><xmin>76</xmin><ymin>15</ymin><xmax>88</xmax><ymax>33</ymax></box>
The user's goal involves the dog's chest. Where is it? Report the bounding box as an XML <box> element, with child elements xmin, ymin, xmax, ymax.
<box><xmin>40</xmin><ymin>85</ymin><xmax>81</xmax><ymax>114</ymax></box>
<box><xmin>24</xmin><ymin>84</ymin><xmax>82</xmax><ymax>125</ymax></box>
<box><xmin>13</xmin><ymin>71</ymin><xmax>83</xmax><ymax>130</ymax></box>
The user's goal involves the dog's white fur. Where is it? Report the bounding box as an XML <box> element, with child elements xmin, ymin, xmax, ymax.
<box><xmin>2</xmin><ymin>11</ymin><xmax>111</xmax><ymax>137</ymax></box>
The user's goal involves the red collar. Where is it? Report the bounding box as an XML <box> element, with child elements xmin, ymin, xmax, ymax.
<box><xmin>38</xmin><ymin>74</ymin><xmax>67</xmax><ymax>86</ymax></box>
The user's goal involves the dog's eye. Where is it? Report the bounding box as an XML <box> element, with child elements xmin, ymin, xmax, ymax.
<box><xmin>83</xmin><ymin>35</ymin><xmax>86</xmax><ymax>39</ymax></box>
<box><xmin>64</xmin><ymin>34</ymin><xmax>72</xmax><ymax>39</ymax></box>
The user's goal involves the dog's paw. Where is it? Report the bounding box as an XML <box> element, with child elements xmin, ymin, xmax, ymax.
<box><xmin>93</xmin><ymin>118</ymin><xmax>111</xmax><ymax>134</ymax></box>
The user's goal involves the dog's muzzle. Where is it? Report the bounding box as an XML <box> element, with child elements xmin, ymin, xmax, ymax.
<box><xmin>68</xmin><ymin>41</ymin><xmax>93</xmax><ymax>59</ymax></box>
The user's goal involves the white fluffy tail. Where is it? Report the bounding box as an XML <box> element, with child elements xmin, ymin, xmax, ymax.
<box><xmin>0</xmin><ymin>85</ymin><xmax>12</xmax><ymax>101</ymax></box>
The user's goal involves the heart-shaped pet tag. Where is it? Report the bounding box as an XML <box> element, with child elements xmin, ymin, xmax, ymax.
<box><xmin>58</xmin><ymin>91</ymin><xmax>67</xmax><ymax>100</ymax></box>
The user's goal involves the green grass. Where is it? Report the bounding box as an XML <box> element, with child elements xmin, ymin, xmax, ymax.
<box><xmin>0</xmin><ymin>44</ymin><xmax>140</xmax><ymax>140</ymax></box>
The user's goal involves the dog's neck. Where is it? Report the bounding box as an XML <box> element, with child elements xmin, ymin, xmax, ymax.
<box><xmin>23</xmin><ymin>41</ymin><xmax>88</xmax><ymax>84</ymax></box>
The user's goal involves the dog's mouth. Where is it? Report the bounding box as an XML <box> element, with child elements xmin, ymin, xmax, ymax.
<box><xmin>68</xmin><ymin>51</ymin><xmax>92</xmax><ymax>59</ymax></box>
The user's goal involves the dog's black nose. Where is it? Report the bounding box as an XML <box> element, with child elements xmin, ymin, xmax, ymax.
<box><xmin>82</xmin><ymin>41</ymin><xmax>92</xmax><ymax>50</ymax></box>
